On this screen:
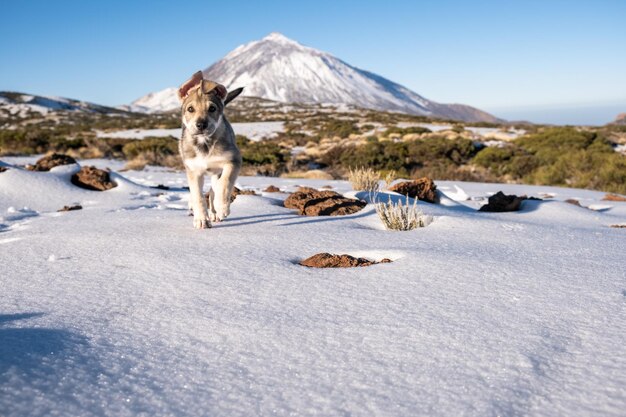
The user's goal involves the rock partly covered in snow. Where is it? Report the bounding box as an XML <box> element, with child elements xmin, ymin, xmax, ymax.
<box><xmin>57</xmin><ymin>204</ymin><xmax>83</xmax><ymax>212</ymax></box>
<box><xmin>71</xmin><ymin>166</ymin><xmax>117</xmax><ymax>191</ymax></box>
<box><xmin>388</xmin><ymin>178</ymin><xmax>439</xmax><ymax>203</ymax></box>
<box><xmin>603</xmin><ymin>193</ymin><xmax>626</xmax><ymax>202</ymax></box>
<box><xmin>299</xmin><ymin>253</ymin><xmax>391</xmax><ymax>268</ymax></box>
<box><xmin>263</xmin><ymin>185</ymin><xmax>281</xmax><ymax>193</ymax></box>
<box><xmin>479</xmin><ymin>191</ymin><xmax>526</xmax><ymax>212</ymax></box>
<box><xmin>284</xmin><ymin>187</ymin><xmax>366</xmax><ymax>216</ymax></box>
<box><xmin>26</xmin><ymin>153</ymin><xmax>77</xmax><ymax>172</ymax></box>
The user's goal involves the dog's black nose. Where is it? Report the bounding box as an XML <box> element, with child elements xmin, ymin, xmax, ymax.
<box><xmin>196</xmin><ymin>120</ymin><xmax>208</xmax><ymax>130</ymax></box>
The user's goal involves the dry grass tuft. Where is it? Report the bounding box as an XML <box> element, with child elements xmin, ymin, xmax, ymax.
<box><xmin>375</xmin><ymin>196</ymin><xmax>432</xmax><ymax>231</ymax></box>
<box><xmin>381</xmin><ymin>170</ymin><xmax>397</xmax><ymax>190</ymax></box>
<box><xmin>348</xmin><ymin>167</ymin><xmax>380</xmax><ymax>192</ymax></box>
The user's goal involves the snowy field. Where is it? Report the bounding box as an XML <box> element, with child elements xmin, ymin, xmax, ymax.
<box><xmin>1</xmin><ymin>156</ymin><xmax>625</xmax><ymax>417</ymax></box>
<box><xmin>95</xmin><ymin>121</ymin><xmax>285</xmax><ymax>142</ymax></box>
<box><xmin>397</xmin><ymin>122</ymin><xmax>526</xmax><ymax>140</ymax></box>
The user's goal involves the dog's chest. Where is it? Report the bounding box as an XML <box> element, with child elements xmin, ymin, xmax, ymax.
<box><xmin>184</xmin><ymin>154</ymin><xmax>227</xmax><ymax>173</ymax></box>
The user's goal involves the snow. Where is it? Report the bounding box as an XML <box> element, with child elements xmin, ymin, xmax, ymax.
<box><xmin>1</xmin><ymin>156</ymin><xmax>626</xmax><ymax>416</ymax></box>
<box><xmin>397</xmin><ymin>122</ymin><xmax>526</xmax><ymax>139</ymax></box>
<box><xmin>96</xmin><ymin>121</ymin><xmax>285</xmax><ymax>142</ymax></box>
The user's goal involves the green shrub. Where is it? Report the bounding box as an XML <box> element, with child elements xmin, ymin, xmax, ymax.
<box><xmin>240</xmin><ymin>141</ymin><xmax>288</xmax><ymax>166</ymax></box>
<box><xmin>384</xmin><ymin>126</ymin><xmax>432</xmax><ymax>136</ymax></box>
<box><xmin>122</xmin><ymin>137</ymin><xmax>178</xmax><ymax>165</ymax></box>
<box><xmin>319</xmin><ymin>119</ymin><xmax>358</xmax><ymax>138</ymax></box>
<box><xmin>473</xmin><ymin>127</ymin><xmax>626</xmax><ymax>192</ymax></box>
<box><xmin>473</xmin><ymin>146</ymin><xmax>538</xmax><ymax>179</ymax></box>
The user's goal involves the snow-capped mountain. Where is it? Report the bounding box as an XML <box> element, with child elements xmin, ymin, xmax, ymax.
<box><xmin>130</xmin><ymin>32</ymin><xmax>499</xmax><ymax>123</ymax></box>
<box><xmin>0</xmin><ymin>91</ymin><xmax>125</xmax><ymax>117</ymax></box>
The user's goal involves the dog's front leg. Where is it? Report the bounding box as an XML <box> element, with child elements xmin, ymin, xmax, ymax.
<box><xmin>213</xmin><ymin>163</ymin><xmax>240</xmax><ymax>222</ymax></box>
<box><xmin>186</xmin><ymin>169</ymin><xmax>210</xmax><ymax>229</ymax></box>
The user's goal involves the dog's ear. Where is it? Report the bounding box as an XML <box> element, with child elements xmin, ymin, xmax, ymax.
<box><xmin>178</xmin><ymin>71</ymin><xmax>203</xmax><ymax>101</ymax></box>
<box><xmin>201</xmin><ymin>80</ymin><xmax>227</xmax><ymax>100</ymax></box>
<box><xmin>224</xmin><ymin>87</ymin><xmax>244</xmax><ymax>106</ymax></box>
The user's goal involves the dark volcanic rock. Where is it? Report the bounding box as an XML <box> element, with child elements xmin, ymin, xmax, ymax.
<box><xmin>299</xmin><ymin>253</ymin><xmax>391</xmax><ymax>268</ymax></box>
<box><xmin>479</xmin><ymin>191</ymin><xmax>525</xmax><ymax>212</ymax></box>
<box><xmin>388</xmin><ymin>178</ymin><xmax>438</xmax><ymax>203</ymax></box>
<box><xmin>27</xmin><ymin>153</ymin><xmax>77</xmax><ymax>171</ymax></box>
<box><xmin>71</xmin><ymin>166</ymin><xmax>117</xmax><ymax>191</ymax></box>
<box><xmin>284</xmin><ymin>189</ymin><xmax>366</xmax><ymax>216</ymax></box>
<box><xmin>565</xmin><ymin>199</ymin><xmax>583</xmax><ymax>207</ymax></box>
<box><xmin>58</xmin><ymin>205</ymin><xmax>83</xmax><ymax>212</ymax></box>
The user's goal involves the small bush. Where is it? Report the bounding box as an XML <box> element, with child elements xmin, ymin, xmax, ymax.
<box><xmin>348</xmin><ymin>167</ymin><xmax>380</xmax><ymax>192</ymax></box>
<box><xmin>376</xmin><ymin>196</ymin><xmax>432</xmax><ymax>231</ymax></box>
<box><xmin>384</xmin><ymin>126</ymin><xmax>432</xmax><ymax>136</ymax></box>
<box><xmin>122</xmin><ymin>137</ymin><xmax>178</xmax><ymax>166</ymax></box>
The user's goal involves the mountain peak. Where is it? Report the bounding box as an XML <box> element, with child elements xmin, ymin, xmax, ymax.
<box><xmin>262</xmin><ymin>32</ymin><xmax>298</xmax><ymax>44</ymax></box>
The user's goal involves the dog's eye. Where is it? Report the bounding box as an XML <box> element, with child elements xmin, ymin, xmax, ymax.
<box><xmin>209</xmin><ymin>105</ymin><xmax>217</xmax><ymax>113</ymax></box>
<box><xmin>187</xmin><ymin>106</ymin><xmax>194</xmax><ymax>113</ymax></box>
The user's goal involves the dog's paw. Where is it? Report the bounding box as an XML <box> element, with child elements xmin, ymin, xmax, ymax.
<box><xmin>214</xmin><ymin>204</ymin><xmax>230</xmax><ymax>222</ymax></box>
<box><xmin>193</xmin><ymin>217</ymin><xmax>211</xmax><ymax>229</ymax></box>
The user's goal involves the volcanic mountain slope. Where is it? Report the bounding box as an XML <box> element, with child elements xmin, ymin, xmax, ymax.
<box><xmin>131</xmin><ymin>32</ymin><xmax>500</xmax><ymax>123</ymax></box>
<box><xmin>0</xmin><ymin>91</ymin><xmax>126</xmax><ymax>118</ymax></box>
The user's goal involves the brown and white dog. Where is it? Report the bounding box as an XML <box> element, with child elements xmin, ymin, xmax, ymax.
<box><xmin>177</xmin><ymin>71</ymin><xmax>243</xmax><ymax>229</ymax></box>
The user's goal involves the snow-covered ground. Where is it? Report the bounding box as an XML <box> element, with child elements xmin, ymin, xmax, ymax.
<box><xmin>1</xmin><ymin>156</ymin><xmax>625</xmax><ymax>417</ymax></box>
<box><xmin>95</xmin><ymin>121</ymin><xmax>285</xmax><ymax>142</ymax></box>
<box><xmin>397</xmin><ymin>121</ymin><xmax>526</xmax><ymax>140</ymax></box>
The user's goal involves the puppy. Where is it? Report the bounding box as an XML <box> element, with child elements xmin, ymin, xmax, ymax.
<box><xmin>177</xmin><ymin>71</ymin><xmax>243</xmax><ymax>229</ymax></box>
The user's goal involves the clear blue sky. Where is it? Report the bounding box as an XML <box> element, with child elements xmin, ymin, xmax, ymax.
<box><xmin>2</xmin><ymin>0</ymin><xmax>625</xmax><ymax>124</ymax></box>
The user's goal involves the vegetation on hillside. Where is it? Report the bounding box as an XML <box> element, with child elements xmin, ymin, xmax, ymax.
<box><xmin>1</xmin><ymin>102</ymin><xmax>625</xmax><ymax>194</ymax></box>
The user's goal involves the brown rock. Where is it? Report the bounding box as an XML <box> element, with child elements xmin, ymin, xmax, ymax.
<box><xmin>229</xmin><ymin>186</ymin><xmax>258</xmax><ymax>202</ymax></box>
<box><xmin>299</xmin><ymin>253</ymin><xmax>391</xmax><ymax>268</ymax></box>
<box><xmin>284</xmin><ymin>189</ymin><xmax>337</xmax><ymax>211</ymax></box>
<box><xmin>302</xmin><ymin>195</ymin><xmax>367</xmax><ymax>216</ymax></box>
<box><xmin>284</xmin><ymin>189</ymin><xmax>366</xmax><ymax>216</ymax></box>
<box><xmin>264</xmin><ymin>185</ymin><xmax>281</xmax><ymax>193</ymax></box>
<box><xmin>479</xmin><ymin>191</ymin><xmax>525</xmax><ymax>212</ymax></box>
<box><xmin>388</xmin><ymin>178</ymin><xmax>438</xmax><ymax>203</ymax></box>
<box><xmin>58</xmin><ymin>205</ymin><xmax>83</xmax><ymax>212</ymax></box>
<box><xmin>0</xmin><ymin>166</ymin><xmax>8</xmax><ymax>173</ymax></box>
<box><xmin>27</xmin><ymin>153</ymin><xmax>77</xmax><ymax>171</ymax></box>
<box><xmin>603</xmin><ymin>193</ymin><xmax>626</xmax><ymax>202</ymax></box>
<box><xmin>610</xmin><ymin>224</ymin><xmax>626</xmax><ymax>228</ymax></box>
<box><xmin>205</xmin><ymin>186</ymin><xmax>258</xmax><ymax>205</ymax></box>
<box><xmin>71</xmin><ymin>166</ymin><xmax>117</xmax><ymax>191</ymax></box>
